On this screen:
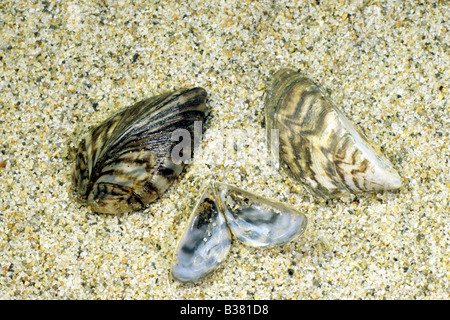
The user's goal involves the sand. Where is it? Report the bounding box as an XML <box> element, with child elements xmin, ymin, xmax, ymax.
<box><xmin>0</xmin><ymin>0</ymin><xmax>448</xmax><ymax>299</ymax></box>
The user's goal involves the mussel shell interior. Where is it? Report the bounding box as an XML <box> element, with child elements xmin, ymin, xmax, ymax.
<box><xmin>215</xmin><ymin>182</ymin><xmax>308</xmax><ymax>248</ymax></box>
<box><xmin>171</xmin><ymin>184</ymin><xmax>232</xmax><ymax>283</ymax></box>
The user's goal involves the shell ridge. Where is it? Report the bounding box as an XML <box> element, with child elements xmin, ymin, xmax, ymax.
<box><xmin>95</xmin><ymin>88</ymin><xmax>199</xmax><ymax>161</ymax></box>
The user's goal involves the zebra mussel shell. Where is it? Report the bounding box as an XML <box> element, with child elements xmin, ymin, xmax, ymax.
<box><xmin>72</xmin><ymin>87</ymin><xmax>207</xmax><ymax>214</ymax></box>
<box><xmin>265</xmin><ymin>69</ymin><xmax>402</xmax><ymax>198</ymax></box>
<box><xmin>215</xmin><ymin>182</ymin><xmax>307</xmax><ymax>248</ymax></box>
<box><xmin>171</xmin><ymin>181</ymin><xmax>308</xmax><ymax>283</ymax></box>
<box><xmin>171</xmin><ymin>184</ymin><xmax>232</xmax><ymax>284</ymax></box>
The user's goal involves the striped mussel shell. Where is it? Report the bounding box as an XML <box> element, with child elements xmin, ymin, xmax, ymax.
<box><xmin>72</xmin><ymin>87</ymin><xmax>207</xmax><ymax>214</ymax></box>
<box><xmin>265</xmin><ymin>69</ymin><xmax>402</xmax><ymax>198</ymax></box>
<box><xmin>171</xmin><ymin>181</ymin><xmax>308</xmax><ymax>283</ymax></box>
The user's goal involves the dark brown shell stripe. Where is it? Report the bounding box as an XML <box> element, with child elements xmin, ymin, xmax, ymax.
<box><xmin>265</xmin><ymin>69</ymin><xmax>402</xmax><ymax>198</ymax></box>
<box><xmin>73</xmin><ymin>87</ymin><xmax>207</xmax><ymax>214</ymax></box>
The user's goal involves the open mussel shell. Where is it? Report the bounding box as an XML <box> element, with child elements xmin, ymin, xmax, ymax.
<box><xmin>215</xmin><ymin>182</ymin><xmax>308</xmax><ymax>248</ymax></box>
<box><xmin>171</xmin><ymin>181</ymin><xmax>308</xmax><ymax>283</ymax></box>
<box><xmin>72</xmin><ymin>87</ymin><xmax>207</xmax><ymax>214</ymax></box>
<box><xmin>171</xmin><ymin>184</ymin><xmax>232</xmax><ymax>283</ymax></box>
<box><xmin>265</xmin><ymin>69</ymin><xmax>402</xmax><ymax>198</ymax></box>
